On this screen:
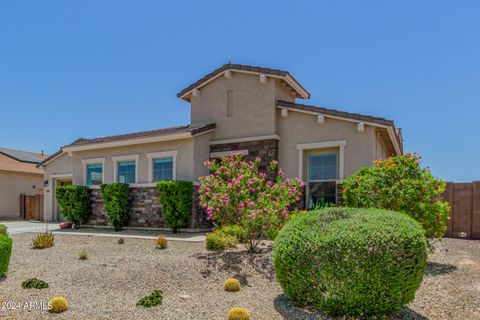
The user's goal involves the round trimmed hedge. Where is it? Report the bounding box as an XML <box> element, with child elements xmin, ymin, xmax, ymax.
<box><xmin>273</xmin><ymin>208</ymin><xmax>427</xmax><ymax>317</ymax></box>
<box><xmin>0</xmin><ymin>234</ymin><xmax>13</xmax><ymax>276</ymax></box>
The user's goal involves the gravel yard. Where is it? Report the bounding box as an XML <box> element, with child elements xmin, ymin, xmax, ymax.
<box><xmin>0</xmin><ymin>234</ymin><xmax>478</xmax><ymax>320</ymax></box>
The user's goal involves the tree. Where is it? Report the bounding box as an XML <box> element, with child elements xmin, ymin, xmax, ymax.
<box><xmin>342</xmin><ymin>153</ymin><xmax>450</xmax><ymax>239</ymax></box>
<box><xmin>199</xmin><ymin>154</ymin><xmax>303</xmax><ymax>252</ymax></box>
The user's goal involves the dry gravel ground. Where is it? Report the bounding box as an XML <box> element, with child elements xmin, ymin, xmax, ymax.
<box><xmin>0</xmin><ymin>234</ymin><xmax>478</xmax><ymax>320</ymax></box>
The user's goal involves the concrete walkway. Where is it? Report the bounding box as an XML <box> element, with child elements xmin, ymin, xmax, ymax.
<box><xmin>0</xmin><ymin>220</ymin><xmax>205</xmax><ymax>242</ymax></box>
<box><xmin>0</xmin><ymin>220</ymin><xmax>60</xmax><ymax>235</ymax></box>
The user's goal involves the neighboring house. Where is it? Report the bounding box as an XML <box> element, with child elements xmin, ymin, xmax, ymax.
<box><xmin>0</xmin><ymin>147</ymin><xmax>47</xmax><ymax>219</ymax></box>
<box><xmin>38</xmin><ymin>63</ymin><xmax>403</xmax><ymax>227</ymax></box>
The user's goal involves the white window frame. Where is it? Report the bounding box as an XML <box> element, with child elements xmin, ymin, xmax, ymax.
<box><xmin>112</xmin><ymin>154</ymin><xmax>139</xmax><ymax>184</ymax></box>
<box><xmin>81</xmin><ymin>158</ymin><xmax>105</xmax><ymax>186</ymax></box>
<box><xmin>146</xmin><ymin>151</ymin><xmax>177</xmax><ymax>183</ymax></box>
<box><xmin>296</xmin><ymin>140</ymin><xmax>347</xmax><ymax>181</ymax></box>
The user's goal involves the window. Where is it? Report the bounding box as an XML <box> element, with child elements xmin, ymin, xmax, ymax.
<box><xmin>308</xmin><ymin>152</ymin><xmax>338</xmax><ymax>208</ymax></box>
<box><xmin>308</xmin><ymin>153</ymin><xmax>337</xmax><ymax>180</ymax></box>
<box><xmin>86</xmin><ymin>163</ymin><xmax>103</xmax><ymax>185</ymax></box>
<box><xmin>117</xmin><ymin>160</ymin><xmax>136</xmax><ymax>184</ymax></box>
<box><xmin>152</xmin><ymin>157</ymin><xmax>173</xmax><ymax>181</ymax></box>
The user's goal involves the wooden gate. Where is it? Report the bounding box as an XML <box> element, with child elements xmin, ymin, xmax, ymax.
<box><xmin>20</xmin><ymin>194</ymin><xmax>44</xmax><ymax>221</ymax></box>
<box><xmin>443</xmin><ymin>182</ymin><xmax>480</xmax><ymax>239</ymax></box>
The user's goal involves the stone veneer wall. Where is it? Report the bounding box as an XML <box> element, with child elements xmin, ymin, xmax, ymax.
<box><xmin>210</xmin><ymin>139</ymin><xmax>279</xmax><ymax>180</ymax></box>
<box><xmin>88</xmin><ymin>186</ymin><xmax>209</xmax><ymax>229</ymax></box>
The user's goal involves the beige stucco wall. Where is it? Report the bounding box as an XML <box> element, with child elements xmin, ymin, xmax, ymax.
<box><xmin>0</xmin><ymin>171</ymin><xmax>43</xmax><ymax>219</ymax></box>
<box><xmin>277</xmin><ymin>109</ymin><xmax>376</xmax><ymax>180</ymax></box>
<box><xmin>191</xmin><ymin>73</ymin><xmax>284</xmax><ymax>141</ymax></box>
<box><xmin>72</xmin><ymin>138</ymin><xmax>194</xmax><ymax>185</ymax></box>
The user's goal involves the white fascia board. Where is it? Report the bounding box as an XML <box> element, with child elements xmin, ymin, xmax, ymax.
<box><xmin>63</xmin><ymin>132</ymin><xmax>193</xmax><ymax>153</ymax></box>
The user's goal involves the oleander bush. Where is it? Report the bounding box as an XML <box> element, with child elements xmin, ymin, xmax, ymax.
<box><xmin>0</xmin><ymin>234</ymin><xmax>13</xmax><ymax>276</ymax></box>
<box><xmin>156</xmin><ymin>235</ymin><xmax>168</xmax><ymax>249</ymax></box>
<box><xmin>136</xmin><ymin>290</ymin><xmax>163</xmax><ymax>308</ymax></box>
<box><xmin>100</xmin><ymin>183</ymin><xmax>131</xmax><ymax>231</ymax></box>
<box><xmin>199</xmin><ymin>154</ymin><xmax>303</xmax><ymax>252</ymax></box>
<box><xmin>219</xmin><ymin>225</ymin><xmax>247</xmax><ymax>244</ymax></box>
<box><xmin>227</xmin><ymin>308</ymin><xmax>250</xmax><ymax>320</ymax></box>
<box><xmin>49</xmin><ymin>296</ymin><xmax>68</xmax><ymax>313</ymax></box>
<box><xmin>22</xmin><ymin>278</ymin><xmax>49</xmax><ymax>289</ymax></box>
<box><xmin>273</xmin><ymin>208</ymin><xmax>428</xmax><ymax>317</ymax></box>
<box><xmin>206</xmin><ymin>231</ymin><xmax>237</xmax><ymax>250</ymax></box>
<box><xmin>224</xmin><ymin>278</ymin><xmax>241</xmax><ymax>292</ymax></box>
<box><xmin>31</xmin><ymin>231</ymin><xmax>54</xmax><ymax>249</ymax></box>
<box><xmin>55</xmin><ymin>185</ymin><xmax>91</xmax><ymax>227</ymax></box>
<box><xmin>157</xmin><ymin>181</ymin><xmax>193</xmax><ymax>233</ymax></box>
<box><xmin>0</xmin><ymin>224</ymin><xmax>8</xmax><ymax>236</ymax></box>
<box><xmin>342</xmin><ymin>153</ymin><xmax>450</xmax><ymax>239</ymax></box>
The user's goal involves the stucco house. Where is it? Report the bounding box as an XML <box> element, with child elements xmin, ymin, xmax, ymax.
<box><xmin>38</xmin><ymin>63</ymin><xmax>403</xmax><ymax>227</ymax></box>
<box><xmin>0</xmin><ymin>147</ymin><xmax>47</xmax><ymax>220</ymax></box>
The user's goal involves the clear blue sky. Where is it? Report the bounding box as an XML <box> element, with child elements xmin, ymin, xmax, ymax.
<box><xmin>0</xmin><ymin>1</ymin><xmax>478</xmax><ymax>182</ymax></box>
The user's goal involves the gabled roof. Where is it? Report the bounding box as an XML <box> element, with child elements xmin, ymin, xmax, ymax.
<box><xmin>177</xmin><ymin>63</ymin><xmax>310</xmax><ymax>100</ymax></box>
<box><xmin>38</xmin><ymin>123</ymin><xmax>215</xmax><ymax>167</ymax></box>
<box><xmin>0</xmin><ymin>147</ymin><xmax>48</xmax><ymax>174</ymax></box>
<box><xmin>276</xmin><ymin>100</ymin><xmax>403</xmax><ymax>155</ymax></box>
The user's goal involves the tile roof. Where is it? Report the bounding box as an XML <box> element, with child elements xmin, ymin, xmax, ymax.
<box><xmin>276</xmin><ymin>100</ymin><xmax>395</xmax><ymax>126</ymax></box>
<box><xmin>0</xmin><ymin>148</ymin><xmax>47</xmax><ymax>174</ymax></box>
<box><xmin>177</xmin><ymin>63</ymin><xmax>310</xmax><ymax>99</ymax></box>
<box><xmin>37</xmin><ymin>123</ymin><xmax>216</xmax><ymax>167</ymax></box>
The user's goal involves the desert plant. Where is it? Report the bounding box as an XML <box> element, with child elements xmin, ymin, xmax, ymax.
<box><xmin>0</xmin><ymin>234</ymin><xmax>12</xmax><ymax>276</ymax></box>
<box><xmin>117</xmin><ymin>238</ymin><xmax>124</xmax><ymax>244</ymax></box>
<box><xmin>227</xmin><ymin>308</ymin><xmax>250</xmax><ymax>320</ymax></box>
<box><xmin>224</xmin><ymin>278</ymin><xmax>241</xmax><ymax>292</ymax></box>
<box><xmin>206</xmin><ymin>231</ymin><xmax>237</xmax><ymax>250</ymax></box>
<box><xmin>31</xmin><ymin>230</ymin><xmax>54</xmax><ymax>249</ymax></box>
<box><xmin>273</xmin><ymin>208</ymin><xmax>427</xmax><ymax>317</ymax></box>
<box><xmin>157</xmin><ymin>181</ymin><xmax>193</xmax><ymax>233</ymax></box>
<box><xmin>342</xmin><ymin>153</ymin><xmax>450</xmax><ymax>239</ymax></box>
<box><xmin>100</xmin><ymin>183</ymin><xmax>131</xmax><ymax>231</ymax></box>
<box><xmin>136</xmin><ymin>290</ymin><xmax>163</xmax><ymax>308</ymax></box>
<box><xmin>55</xmin><ymin>185</ymin><xmax>91</xmax><ymax>227</ymax></box>
<box><xmin>21</xmin><ymin>278</ymin><xmax>49</xmax><ymax>289</ymax></box>
<box><xmin>48</xmin><ymin>296</ymin><xmax>68</xmax><ymax>313</ymax></box>
<box><xmin>78</xmin><ymin>249</ymin><xmax>88</xmax><ymax>260</ymax></box>
<box><xmin>199</xmin><ymin>155</ymin><xmax>303</xmax><ymax>252</ymax></box>
<box><xmin>219</xmin><ymin>225</ymin><xmax>247</xmax><ymax>244</ymax></box>
<box><xmin>156</xmin><ymin>236</ymin><xmax>168</xmax><ymax>249</ymax></box>
<box><xmin>0</xmin><ymin>224</ymin><xmax>8</xmax><ymax>236</ymax></box>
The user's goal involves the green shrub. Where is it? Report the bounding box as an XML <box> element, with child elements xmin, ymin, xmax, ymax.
<box><xmin>31</xmin><ymin>231</ymin><xmax>54</xmax><ymax>249</ymax></box>
<box><xmin>273</xmin><ymin>208</ymin><xmax>427</xmax><ymax>317</ymax></box>
<box><xmin>0</xmin><ymin>235</ymin><xmax>12</xmax><ymax>276</ymax></box>
<box><xmin>342</xmin><ymin>153</ymin><xmax>450</xmax><ymax>239</ymax></box>
<box><xmin>206</xmin><ymin>231</ymin><xmax>237</xmax><ymax>250</ymax></box>
<box><xmin>56</xmin><ymin>185</ymin><xmax>91</xmax><ymax>227</ymax></box>
<box><xmin>219</xmin><ymin>225</ymin><xmax>247</xmax><ymax>244</ymax></box>
<box><xmin>0</xmin><ymin>224</ymin><xmax>7</xmax><ymax>236</ymax></box>
<box><xmin>22</xmin><ymin>278</ymin><xmax>49</xmax><ymax>289</ymax></box>
<box><xmin>157</xmin><ymin>181</ymin><xmax>193</xmax><ymax>233</ymax></box>
<box><xmin>136</xmin><ymin>290</ymin><xmax>163</xmax><ymax>308</ymax></box>
<box><xmin>100</xmin><ymin>183</ymin><xmax>131</xmax><ymax>231</ymax></box>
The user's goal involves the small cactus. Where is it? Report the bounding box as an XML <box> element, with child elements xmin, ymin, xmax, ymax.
<box><xmin>49</xmin><ymin>296</ymin><xmax>68</xmax><ymax>313</ymax></box>
<box><xmin>227</xmin><ymin>307</ymin><xmax>250</xmax><ymax>320</ymax></box>
<box><xmin>156</xmin><ymin>236</ymin><xmax>168</xmax><ymax>249</ymax></box>
<box><xmin>224</xmin><ymin>278</ymin><xmax>241</xmax><ymax>292</ymax></box>
<box><xmin>117</xmin><ymin>238</ymin><xmax>124</xmax><ymax>244</ymax></box>
<box><xmin>78</xmin><ymin>249</ymin><xmax>88</xmax><ymax>260</ymax></box>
